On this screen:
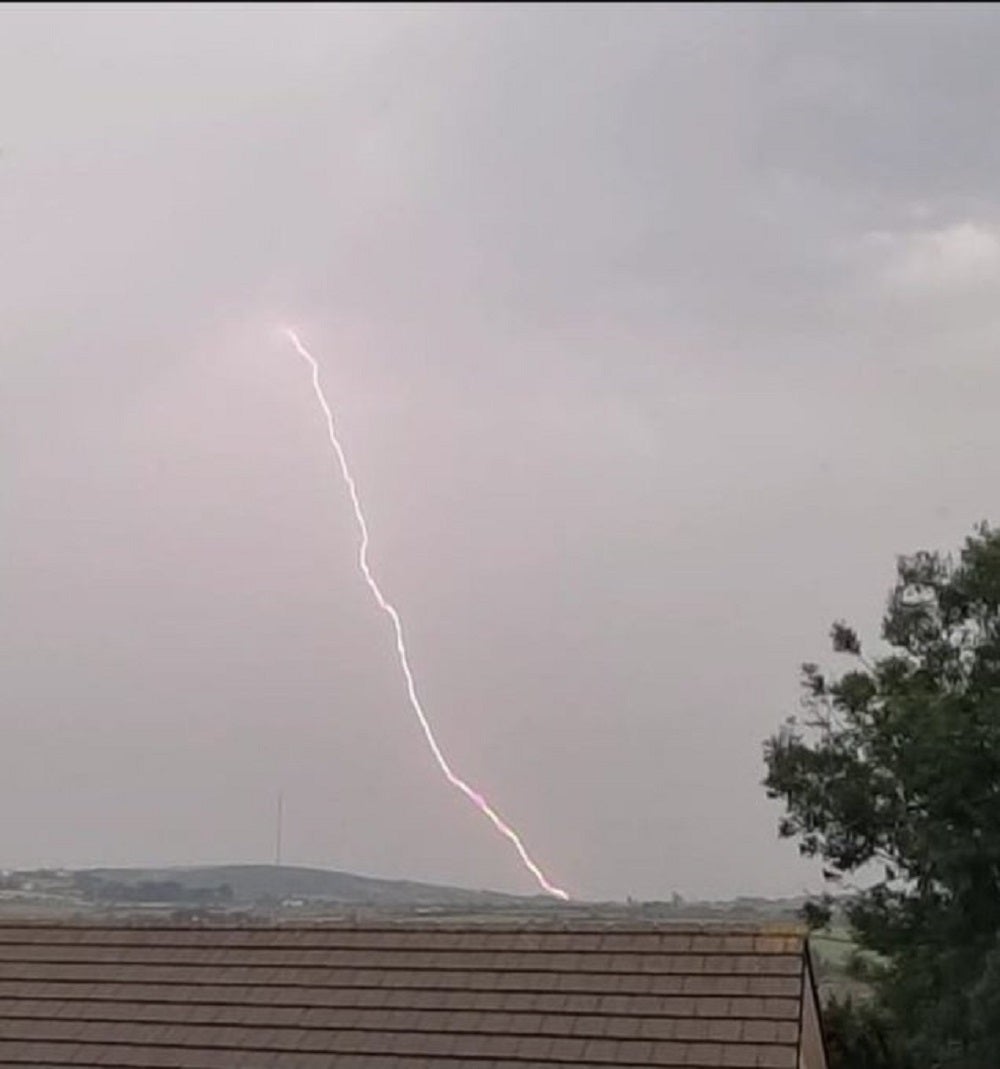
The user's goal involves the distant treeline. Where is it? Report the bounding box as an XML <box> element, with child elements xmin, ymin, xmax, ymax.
<box><xmin>74</xmin><ymin>874</ymin><xmax>234</xmax><ymax>905</ymax></box>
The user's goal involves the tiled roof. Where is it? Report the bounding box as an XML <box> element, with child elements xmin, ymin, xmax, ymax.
<box><xmin>0</xmin><ymin>922</ymin><xmax>810</xmax><ymax>1067</ymax></box>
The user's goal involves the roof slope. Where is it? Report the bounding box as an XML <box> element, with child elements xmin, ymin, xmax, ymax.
<box><xmin>0</xmin><ymin>922</ymin><xmax>809</xmax><ymax>1068</ymax></box>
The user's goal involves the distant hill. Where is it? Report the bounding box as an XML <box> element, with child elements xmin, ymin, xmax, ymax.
<box><xmin>3</xmin><ymin>864</ymin><xmax>816</xmax><ymax>928</ymax></box>
<box><xmin>76</xmin><ymin>865</ymin><xmax>810</xmax><ymax>917</ymax></box>
<box><xmin>80</xmin><ymin>864</ymin><xmax>549</xmax><ymax>908</ymax></box>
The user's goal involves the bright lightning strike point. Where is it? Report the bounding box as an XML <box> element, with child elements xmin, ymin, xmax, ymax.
<box><xmin>282</xmin><ymin>327</ymin><xmax>569</xmax><ymax>901</ymax></box>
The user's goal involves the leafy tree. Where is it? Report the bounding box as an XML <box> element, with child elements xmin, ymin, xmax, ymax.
<box><xmin>764</xmin><ymin>523</ymin><xmax>1000</xmax><ymax>1066</ymax></box>
<box><xmin>821</xmin><ymin>997</ymin><xmax>904</xmax><ymax>1069</ymax></box>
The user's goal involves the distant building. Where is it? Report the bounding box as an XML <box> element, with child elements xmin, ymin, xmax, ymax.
<box><xmin>0</xmin><ymin>920</ymin><xmax>827</xmax><ymax>1067</ymax></box>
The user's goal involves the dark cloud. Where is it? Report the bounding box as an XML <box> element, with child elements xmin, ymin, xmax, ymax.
<box><xmin>3</xmin><ymin>4</ymin><xmax>999</xmax><ymax>900</ymax></box>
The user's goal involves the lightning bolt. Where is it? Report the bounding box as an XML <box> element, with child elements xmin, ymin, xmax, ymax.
<box><xmin>283</xmin><ymin>328</ymin><xmax>569</xmax><ymax>901</ymax></box>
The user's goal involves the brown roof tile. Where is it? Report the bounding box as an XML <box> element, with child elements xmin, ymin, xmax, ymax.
<box><xmin>0</xmin><ymin>921</ymin><xmax>812</xmax><ymax>1066</ymax></box>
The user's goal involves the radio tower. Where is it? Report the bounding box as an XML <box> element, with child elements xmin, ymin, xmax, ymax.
<box><xmin>275</xmin><ymin>791</ymin><xmax>284</xmax><ymax>867</ymax></box>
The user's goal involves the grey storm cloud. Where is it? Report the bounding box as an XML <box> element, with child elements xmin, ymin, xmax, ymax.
<box><xmin>3</xmin><ymin>2</ymin><xmax>1000</xmax><ymax>900</ymax></box>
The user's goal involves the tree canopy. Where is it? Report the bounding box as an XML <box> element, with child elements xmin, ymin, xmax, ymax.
<box><xmin>764</xmin><ymin>523</ymin><xmax>1000</xmax><ymax>1067</ymax></box>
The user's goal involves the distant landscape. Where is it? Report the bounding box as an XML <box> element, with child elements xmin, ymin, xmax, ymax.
<box><xmin>0</xmin><ymin>863</ymin><xmax>810</xmax><ymax>920</ymax></box>
<box><xmin>0</xmin><ymin>862</ymin><xmax>859</xmax><ymax>1003</ymax></box>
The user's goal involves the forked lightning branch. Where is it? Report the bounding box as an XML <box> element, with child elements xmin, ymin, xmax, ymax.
<box><xmin>283</xmin><ymin>328</ymin><xmax>568</xmax><ymax>901</ymax></box>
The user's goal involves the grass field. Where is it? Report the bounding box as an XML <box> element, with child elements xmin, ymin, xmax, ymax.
<box><xmin>810</xmin><ymin>925</ymin><xmax>881</xmax><ymax>1003</ymax></box>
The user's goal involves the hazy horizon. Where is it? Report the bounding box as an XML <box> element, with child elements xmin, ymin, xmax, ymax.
<box><xmin>4</xmin><ymin>3</ymin><xmax>1000</xmax><ymax>902</ymax></box>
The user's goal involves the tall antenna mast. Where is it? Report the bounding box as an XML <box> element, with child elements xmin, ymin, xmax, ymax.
<box><xmin>275</xmin><ymin>791</ymin><xmax>284</xmax><ymax>867</ymax></box>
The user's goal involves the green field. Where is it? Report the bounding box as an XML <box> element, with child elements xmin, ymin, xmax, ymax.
<box><xmin>810</xmin><ymin>925</ymin><xmax>881</xmax><ymax>1004</ymax></box>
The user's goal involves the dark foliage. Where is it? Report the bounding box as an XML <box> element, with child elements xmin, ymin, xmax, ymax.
<box><xmin>765</xmin><ymin>524</ymin><xmax>1000</xmax><ymax>1066</ymax></box>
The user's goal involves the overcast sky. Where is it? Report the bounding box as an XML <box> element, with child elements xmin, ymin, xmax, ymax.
<box><xmin>4</xmin><ymin>3</ymin><xmax>1000</xmax><ymax>902</ymax></box>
